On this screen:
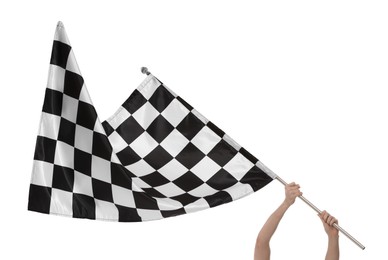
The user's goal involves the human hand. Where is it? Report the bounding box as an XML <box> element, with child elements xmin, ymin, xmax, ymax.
<box><xmin>284</xmin><ymin>182</ymin><xmax>302</xmax><ymax>207</ymax></box>
<box><xmin>319</xmin><ymin>210</ymin><xmax>339</xmax><ymax>238</ymax></box>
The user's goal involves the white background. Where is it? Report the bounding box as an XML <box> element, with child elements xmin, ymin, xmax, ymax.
<box><xmin>0</xmin><ymin>1</ymin><xmax>387</xmax><ymax>259</ymax></box>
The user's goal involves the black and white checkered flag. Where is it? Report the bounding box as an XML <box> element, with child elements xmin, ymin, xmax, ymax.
<box><xmin>28</xmin><ymin>21</ymin><xmax>276</xmax><ymax>222</ymax></box>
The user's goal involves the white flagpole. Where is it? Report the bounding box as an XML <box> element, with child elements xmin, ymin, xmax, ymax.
<box><xmin>276</xmin><ymin>176</ymin><xmax>365</xmax><ymax>250</ymax></box>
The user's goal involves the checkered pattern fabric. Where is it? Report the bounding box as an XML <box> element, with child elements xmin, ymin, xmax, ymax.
<box><xmin>27</xmin><ymin>21</ymin><xmax>275</xmax><ymax>222</ymax></box>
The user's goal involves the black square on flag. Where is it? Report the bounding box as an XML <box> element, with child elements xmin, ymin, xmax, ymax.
<box><xmin>176</xmin><ymin>112</ymin><xmax>205</xmax><ymax>140</ymax></box>
<box><xmin>133</xmin><ymin>192</ymin><xmax>159</xmax><ymax>210</ymax></box>
<box><xmin>146</xmin><ymin>115</ymin><xmax>174</xmax><ymax>143</ymax></box>
<box><xmin>52</xmin><ymin>165</ymin><xmax>74</xmax><ymax>192</ymax></box>
<box><xmin>73</xmin><ymin>193</ymin><xmax>96</xmax><ymax>219</ymax></box>
<box><xmin>206</xmin><ymin>168</ymin><xmax>238</xmax><ymax>190</ymax></box>
<box><xmin>34</xmin><ymin>136</ymin><xmax>57</xmax><ymax>163</ymax></box>
<box><xmin>111</xmin><ymin>163</ymin><xmax>134</xmax><ymax>190</ymax></box>
<box><xmin>57</xmin><ymin>117</ymin><xmax>76</xmax><ymax>146</ymax></box>
<box><xmin>116</xmin><ymin>204</ymin><xmax>141</xmax><ymax>222</ymax></box>
<box><xmin>207</xmin><ymin>140</ymin><xmax>238</xmax><ymax>167</ymax></box>
<box><xmin>28</xmin><ymin>184</ymin><xmax>52</xmax><ymax>214</ymax></box>
<box><xmin>175</xmin><ymin>142</ymin><xmax>205</xmax><ymax>169</ymax></box>
<box><xmin>116</xmin><ymin>116</ymin><xmax>144</xmax><ymax>144</ymax></box>
<box><xmin>204</xmin><ymin>191</ymin><xmax>232</xmax><ymax>208</ymax></box>
<box><xmin>171</xmin><ymin>193</ymin><xmax>200</xmax><ymax>206</ymax></box>
<box><xmin>140</xmin><ymin>171</ymin><xmax>170</xmax><ymax>187</ymax></box>
<box><xmin>122</xmin><ymin>89</ymin><xmax>147</xmax><ymax>114</ymax></box>
<box><xmin>50</xmin><ymin>40</ymin><xmax>71</xmax><ymax>69</ymax></box>
<box><xmin>92</xmin><ymin>178</ymin><xmax>113</xmax><ymax>202</ymax></box>
<box><xmin>240</xmin><ymin>166</ymin><xmax>273</xmax><ymax>191</ymax></box>
<box><xmin>141</xmin><ymin>187</ymin><xmax>167</xmax><ymax>198</ymax></box>
<box><xmin>116</xmin><ymin>145</ymin><xmax>141</xmax><ymax>166</ymax></box>
<box><xmin>143</xmin><ymin>145</ymin><xmax>173</xmax><ymax>170</ymax></box>
<box><xmin>64</xmin><ymin>70</ymin><xmax>84</xmax><ymax>99</ymax></box>
<box><xmin>102</xmin><ymin>121</ymin><xmax>114</xmax><ymax>136</ymax></box>
<box><xmin>76</xmin><ymin>101</ymin><xmax>98</xmax><ymax>130</ymax></box>
<box><xmin>92</xmin><ymin>132</ymin><xmax>112</xmax><ymax>161</ymax></box>
<box><xmin>74</xmin><ymin>148</ymin><xmax>92</xmax><ymax>176</ymax></box>
<box><xmin>173</xmin><ymin>171</ymin><xmax>204</xmax><ymax>192</ymax></box>
<box><xmin>43</xmin><ymin>88</ymin><xmax>63</xmax><ymax>116</ymax></box>
<box><xmin>148</xmin><ymin>85</ymin><xmax>175</xmax><ymax>112</ymax></box>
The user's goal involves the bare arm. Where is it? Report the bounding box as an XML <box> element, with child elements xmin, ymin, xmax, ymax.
<box><xmin>319</xmin><ymin>210</ymin><xmax>340</xmax><ymax>260</ymax></box>
<box><xmin>254</xmin><ymin>183</ymin><xmax>302</xmax><ymax>260</ymax></box>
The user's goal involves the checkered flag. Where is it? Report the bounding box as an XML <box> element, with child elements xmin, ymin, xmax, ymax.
<box><xmin>27</xmin><ymin>21</ymin><xmax>275</xmax><ymax>222</ymax></box>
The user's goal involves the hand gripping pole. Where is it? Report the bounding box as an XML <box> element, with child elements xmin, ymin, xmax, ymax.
<box><xmin>276</xmin><ymin>176</ymin><xmax>365</xmax><ymax>250</ymax></box>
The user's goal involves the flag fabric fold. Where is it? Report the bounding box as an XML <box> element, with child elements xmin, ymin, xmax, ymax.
<box><xmin>27</xmin><ymin>21</ymin><xmax>275</xmax><ymax>222</ymax></box>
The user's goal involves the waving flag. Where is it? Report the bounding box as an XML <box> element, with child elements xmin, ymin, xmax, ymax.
<box><xmin>27</xmin><ymin>21</ymin><xmax>275</xmax><ymax>222</ymax></box>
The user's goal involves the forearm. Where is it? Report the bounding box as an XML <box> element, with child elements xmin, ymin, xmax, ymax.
<box><xmin>254</xmin><ymin>183</ymin><xmax>301</xmax><ymax>260</ymax></box>
<box><xmin>325</xmin><ymin>235</ymin><xmax>339</xmax><ymax>260</ymax></box>
<box><xmin>256</xmin><ymin>201</ymin><xmax>291</xmax><ymax>244</ymax></box>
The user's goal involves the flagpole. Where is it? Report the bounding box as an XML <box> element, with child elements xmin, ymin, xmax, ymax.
<box><xmin>275</xmin><ymin>176</ymin><xmax>365</xmax><ymax>250</ymax></box>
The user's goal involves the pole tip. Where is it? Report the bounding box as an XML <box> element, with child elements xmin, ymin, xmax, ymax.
<box><xmin>141</xmin><ymin>67</ymin><xmax>150</xmax><ymax>75</ymax></box>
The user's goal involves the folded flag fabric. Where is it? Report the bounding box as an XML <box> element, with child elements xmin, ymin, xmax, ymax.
<box><xmin>27</xmin><ymin>21</ymin><xmax>276</xmax><ymax>222</ymax></box>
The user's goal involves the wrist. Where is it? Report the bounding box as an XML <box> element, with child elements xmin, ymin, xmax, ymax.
<box><xmin>282</xmin><ymin>200</ymin><xmax>293</xmax><ymax>208</ymax></box>
<box><xmin>328</xmin><ymin>234</ymin><xmax>339</xmax><ymax>241</ymax></box>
